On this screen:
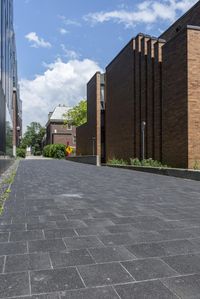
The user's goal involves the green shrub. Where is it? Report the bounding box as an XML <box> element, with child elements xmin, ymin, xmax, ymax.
<box><xmin>43</xmin><ymin>144</ymin><xmax>66</xmax><ymax>159</ymax></box>
<box><xmin>34</xmin><ymin>150</ymin><xmax>42</xmax><ymax>156</ymax></box>
<box><xmin>43</xmin><ymin>145</ymin><xmax>51</xmax><ymax>157</ymax></box>
<box><xmin>16</xmin><ymin>147</ymin><xmax>26</xmax><ymax>158</ymax></box>
<box><xmin>193</xmin><ymin>160</ymin><xmax>200</xmax><ymax>170</ymax></box>
<box><xmin>108</xmin><ymin>158</ymin><xmax>128</xmax><ymax>166</ymax></box>
<box><xmin>130</xmin><ymin>158</ymin><xmax>168</xmax><ymax>168</ymax></box>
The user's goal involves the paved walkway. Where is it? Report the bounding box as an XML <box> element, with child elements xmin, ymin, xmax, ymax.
<box><xmin>1</xmin><ymin>160</ymin><xmax>200</xmax><ymax>298</ymax></box>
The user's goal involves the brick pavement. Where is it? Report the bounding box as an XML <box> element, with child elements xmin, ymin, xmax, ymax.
<box><xmin>1</xmin><ymin>160</ymin><xmax>200</xmax><ymax>298</ymax></box>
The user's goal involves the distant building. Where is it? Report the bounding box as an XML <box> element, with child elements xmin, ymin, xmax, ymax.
<box><xmin>0</xmin><ymin>0</ymin><xmax>22</xmax><ymax>156</ymax></box>
<box><xmin>45</xmin><ymin>105</ymin><xmax>76</xmax><ymax>150</ymax></box>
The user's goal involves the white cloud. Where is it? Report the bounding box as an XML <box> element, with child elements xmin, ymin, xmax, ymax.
<box><xmin>59</xmin><ymin>28</ymin><xmax>69</xmax><ymax>35</ymax></box>
<box><xmin>84</xmin><ymin>0</ymin><xmax>198</xmax><ymax>28</ymax></box>
<box><xmin>20</xmin><ymin>58</ymin><xmax>103</xmax><ymax>131</ymax></box>
<box><xmin>25</xmin><ymin>32</ymin><xmax>52</xmax><ymax>48</ymax></box>
<box><xmin>58</xmin><ymin>16</ymin><xmax>81</xmax><ymax>27</ymax></box>
<box><xmin>61</xmin><ymin>44</ymin><xmax>80</xmax><ymax>59</ymax></box>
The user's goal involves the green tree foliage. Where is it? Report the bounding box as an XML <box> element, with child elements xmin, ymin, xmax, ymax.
<box><xmin>64</xmin><ymin>100</ymin><xmax>87</xmax><ymax>126</ymax></box>
<box><xmin>20</xmin><ymin>122</ymin><xmax>45</xmax><ymax>155</ymax></box>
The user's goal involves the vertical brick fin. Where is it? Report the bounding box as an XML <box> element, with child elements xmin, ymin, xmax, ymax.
<box><xmin>132</xmin><ymin>39</ymin><xmax>136</xmax><ymax>159</ymax></box>
<box><xmin>187</xmin><ymin>27</ymin><xmax>200</xmax><ymax>168</ymax></box>
<box><xmin>96</xmin><ymin>73</ymin><xmax>101</xmax><ymax>158</ymax></box>
<box><xmin>77</xmin><ymin>72</ymin><xmax>101</xmax><ymax>156</ymax></box>
<box><xmin>162</xmin><ymin>30</ymin><xmax>188</xmax><ymax>168</ymax></box>
<box><xmin>141</xmin><ymin>36</ymin><xmax>150</xmax><ymax>159</ymax></box>
<box><xmin>147</xmin><ymin>38</ymin><xmax>157</xmax><ymax>159</ymax></box>
<box><xmin>154</xmin><ymin>40</ymin><xmax>165</xmax><ymax>162</ymax></box>
<box><xmin>105</xmin><ymin>39</ymin><xmax>135</xmax><ymax>161</ymax></box>
<box><xmin>135</xmin><ymin>34</ymin><xmax>143</xmax><ymax>159</ymax></box>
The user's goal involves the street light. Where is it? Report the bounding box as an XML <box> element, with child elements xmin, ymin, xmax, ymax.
<box><xmin>141</xmin><ymin>121</ymin><xmax>146</xmax><ymax>161</ymax></box>
<box><xmin>92</xmin><ymin>137</ymin><xmax>96</xmax><ymax>156</ymax></box>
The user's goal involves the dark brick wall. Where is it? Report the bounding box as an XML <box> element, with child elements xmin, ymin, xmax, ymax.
<box><xmin>162</xmin><ymin>29</ymin><xmax>188</xmax><ymax>168</ymax></box>
<box><xmin>153</xmin><ymin>40</ymin><xmax>165</xmax><ymax>162</ymax></box>
<box><xmin>76</xmin><ymin>72</ymin><xmax>102</xmax><ymax>157</ymax></box>
<box><xmin>106</xmin><ymin>40</ymin><xmax>135</xmax><ymax>161</ymax></box>
<box><xmin>160</xmin><ymin>1</ymin><xmax>200</xmax><ymax>41</ymax></box>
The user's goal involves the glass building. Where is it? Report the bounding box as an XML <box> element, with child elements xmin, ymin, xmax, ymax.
<box><xmin>0</xmin><ymin>0</ymin><xmax>21</xmax><ymax>156</ymax></box>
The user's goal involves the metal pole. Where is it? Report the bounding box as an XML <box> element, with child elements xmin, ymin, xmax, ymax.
<box><xmin>141</xmin><ymin>121</ymin><xmax>146</xmax><ymax>160</ymax></box>
<box><xmin>92</xmin><ymin>137</ymin><xmax>95</xmax><ymax>156</ymax></box>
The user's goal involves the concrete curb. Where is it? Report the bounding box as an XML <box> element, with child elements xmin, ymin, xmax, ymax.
<box><xmin>66</xmin><ymin>155</ymin><xmax>100</xmax><ymax>166</ymax></box>
<box><xmin>106</xmin><ymin>164</ymin><xmax>200</xmax><ymax>181</ymax></box>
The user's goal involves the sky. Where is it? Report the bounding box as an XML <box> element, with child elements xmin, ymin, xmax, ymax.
<box><xmin>13</xmin><ymin>0</ymin><xmax>198</xmax><ymax>132</ymax></box>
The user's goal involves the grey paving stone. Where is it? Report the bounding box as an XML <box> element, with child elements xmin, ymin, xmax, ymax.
<box><xmin>63</xmin><ymin>236</ymin><xmax>103</xmax><ymax>250</ymax></box>
<box><xmin>106</xmin><ymin>224</ymin><xmax>135</xmax><ymax>234</ymax></box>
<box><xmin>39</xmin><ymin>215</ymin><xmax>67</xmax><ymax>222</ymax></box>
<box><xmin>12</xmin><ymin>216</ymin><xmax>40</xmax><ymax>224</ymax></box>
<box><xmin>50</xmin><ymin>249</ymin><xmax>95</xmax><ymax>268</ymax></box>
<box><xmin>0</xmin><ymin>223</ymin><xmax>25</xmax><ymax>232</ymax></box>
<box><xmin>0</xmin><ymin>241</ymin><xmax>27</xmax><ymax>255</ymax></box>
<box><xmin>157</xmin><ymin>228</ymin><xmax>195</xmax><ymax>241</ymax></box>
<box><xmin>78</xmin><ymin>262</ymin><xmax>134</xmax><ymax>287</ymax></box>
<box><xmin>161</xmin><ymin>274</ymin><xmax>200</xmax><ymax>299</ymax></box>
<box><xmin>88</xmin><ymin>246</ymin><xmax>135</xmax><ymax>263</ymax></box>
<box><xmin>10</xmin><ymin>230</ymin><xmax>44</xmax><ymax>242</ymax></box>
<box><xmin>30</xmin><ymin>268</ymin><xmax>84</xmax><ymax>293</ymax></box>
<box><xmin>60</xmin><ymin>286</ymin><xmax>119</xmax><ymax>299</ymax></box>
<box><xmin>0</xmin><ymin>256</ymin><xmax>4</xmax><ymax>273</ymax></box>
<box><xmin>75</xmin><ymin>227</ymin><xmax>110</xmax><ymax>236</ymax></box>
<box><xmin>8</xmin><ymin>295</ymin><xmax>60</xmax><ymax>299</ymax></box>
<box><xmin>83</xmin><ymin>219</ymin><xmax>115</xmax><ymax>227</ymax></box>
<box><xmin>126</xmin><ymin>242</ymin><xmax>167</xmax><ymax>258</ymax></box>
<box><xmin>157</xmin><ymin>239</ymin><xmax>200</xmax><ymax>256</ymax></box>
<box><xmin>5</xmin><ymin>253</ymin><xmax>51</xmax><ymax>273</ymax></box>
<box><xmin>0</xmin><ymin>232</ymin><xmax>9</xmax><ymax>242</ymax></box>
<box><xmin>0</xmin><ymin>272</ymin><xmax>29</xmax><ymax>298</ymax></box>
<box><xmin>115</xmin><ymin>280</ymin><xmax>179</xmax><ymax>298</ymax></box>
<box><xmin>122</xmin><ymin>258</ymin><xmax>178</xmax><ymax>281</ymax></box>
<box><xmin>56</xmin><ymin>220</ymin><xmax>87</xmax><ymax>229</ymax></box>
<box><xmin>29</xmin><ymin>239</ymin><xmax>66</xmax><ymax>253</ymax></box>
<box><xmin>27</xmin><ymin>222</ymin><xmax>57</xmax><ymax>231</ymax></box>
<box><xmin>98</xmin><ymin>233</ymin><xmax>134</xmax><ymax>246</ymax></box>
<box><xmin>44</xmin><ymin>228</ymin><xmax>76</xmax><ymax>239</ymax></box>
<box><xmin>162</xmin><ymin>254</ymin><xmax>200</xmax><ymax>275</ymax></box>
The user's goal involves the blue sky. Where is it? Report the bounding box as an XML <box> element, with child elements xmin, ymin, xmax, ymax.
<box><xmin>13</xmin><ymin>0</ymin><xmax>198</xmax><ymax>130</ymax></box>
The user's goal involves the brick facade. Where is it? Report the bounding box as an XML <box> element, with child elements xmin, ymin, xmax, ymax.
<box><xmin>76</xmin><ymin>1</ymin><xmax>200</xmax><ymax>169</ymax></box>
<box><xmin>46</xmin><ymin>123</ymin><xmax>76</xmax><ymax>148</ymax></box>
<box><xmin>76</xmin><ymin>73</ymin><xmax>105</xmax><ymax>161</ymax></box>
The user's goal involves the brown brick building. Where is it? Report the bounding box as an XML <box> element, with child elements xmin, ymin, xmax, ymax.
<box><xmin>45</xmin><ymin>105</ymin><xmax>76</xmax><ymax>149</ymax></box>
<box><xmin>76</xmin><ymin>72</ymin><xmax>106</xmax><ymax>162</ymax></box>
<box><xmin>77</xmin><ymin>1</ymin><xmax>200</xmax><ymax>169</ymax></box>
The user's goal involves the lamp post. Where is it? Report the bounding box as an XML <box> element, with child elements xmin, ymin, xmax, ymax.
<box><xmin>141</xmin><ymin>121</ymin><xmax>146</xmax><ymax>161</ymax></box>
<box><xmin>92</xmin><ymin>137</ymin><xmax>96</xmax><ymax>156</ymax></box>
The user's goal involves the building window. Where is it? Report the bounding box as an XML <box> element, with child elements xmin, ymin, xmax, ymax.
<box><xmin>67</xmin><ymin>124</ymin><xmax>72</xmax><ymax>130</ymax></box>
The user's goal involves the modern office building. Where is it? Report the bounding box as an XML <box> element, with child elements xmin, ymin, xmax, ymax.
<box><xmin>76</xmin><ymin>72</ymin><xmax>106</xmax><ymax>162</ymax></box>
<box><xmin>0</xmin><ymin>0</ymin><xmax>22</xmax><ymax>156</ymax></box>
<box><xmin>45</xmin><ymin>105</ymin><xmax>76</xmax><ymax>150</ymax></box>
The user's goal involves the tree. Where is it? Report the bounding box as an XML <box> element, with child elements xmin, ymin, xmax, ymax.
<box><xmin>64</xmin><ymin>100</ymin><xmax>87</xmax><ymax>126</ymax></box>
<box><xmin>20</xmin><ymin>122</ymin><xmax>46</xmax><ymax>155</ymax></box>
